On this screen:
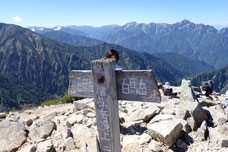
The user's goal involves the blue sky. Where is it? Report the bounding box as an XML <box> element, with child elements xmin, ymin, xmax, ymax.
<box><xmin>0</xmin><ymin>0</ymin><xmax>228</xmax><ymax>29</ymax></box>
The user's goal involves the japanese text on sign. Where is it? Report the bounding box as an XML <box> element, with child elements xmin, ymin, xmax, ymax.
<box><xmin>74</xmin><ymin>76</ymin><xmax>93</xmax><ymax>93</ymax></box>
<box><xmin>96</xmin><ymin>85</ymin><xmax>111</xmax><ymax>152</ymax></box>
<box><xmin>122</xmin><ymin>78</ymin><xmax>147</xmax><ymax>95</ymax></box>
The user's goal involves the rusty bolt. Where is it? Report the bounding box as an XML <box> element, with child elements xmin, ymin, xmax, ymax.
<box><xmin>97</xmin><ymin>76</ymin><xmax>105</xmax><ymax>84</ymax></box>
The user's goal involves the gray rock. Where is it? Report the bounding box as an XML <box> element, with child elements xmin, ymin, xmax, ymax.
<box><xmin>204</xmin><ymin>106</ymin><xmax>227</xmax><ymax>126</ymax></box>
<box><xmin>180</xmin><ymin>119</ymin><xmax>191</xmax><ymax>133</ymax></box>
<box><xmin>196</xmin><ymin>120</ymin><xmax>208</xmax><ymax>141</ymax></box>
<box><xmin>48</xmin><ymin>112</ymin><xmax>57</xmax><ymax>118</ymax></box>
<box><xmin>191</xmin><ymin>103</ymin><xmax>209</xmax><ymax>130</ymax></box>
<box><xmin>17</xmin><ymin>144</ymin><xmax>36</xmax><ymax>152</ymax></box>
<box><xmin>36</xmin><ymin>140</ymin><xmax>55</xmax><ymax>152</ymax></box>
<box><xmin>7</xmin><ymin>115</ymin><xmax>20</xmax><ymax>122</ymax></box>
<box><xmin>209</xmin><ymin>123</ymin><xmax>228</xmax><ymax>147</ymax></box>
<box><xmin>180</xmin><ymin>79</ymin><xmax>195</xmax><ymax>102</ymax></box>
<box><xmin>62</xmin><ymin>127</ymin><xmax>73</xmax><ymax>139</ymax></box>
<box><xmin>176</xmin><ymin>139</ymin><xmax>188</xmax><ymax>149</ymax></box>
<box><xmin>26</xmin><ymin>119</ymin><xmax>33</xmax><ymax>126</ymax></box>
<box><xmin>0</xmin><ymin>113</ymin><xmax>6</xmax><ymax>119</ymax></box>
<box><xmin>147</xmin><ymin>119</ymin><xmax>183</xmax><ymax>148</ymax></box>
<box><xmin>187</xmin><ymin>117</ymin><xmax>196</xmax><ymax>132</ymax></box>
<box><xmin>175</xmin><ymin>104</ymin><xmax>191</xmax><ymax>120</ymax></box>
<box><xmin>122</xmin><ymin>135</ymin><xmax>141</xmax><ymax>151</ymax></box>
<box><xmin>29</xmin><ymin>119</ymin><xmax>56</xmax><ymax>141</ymax></box>
<box><xmin>73</xmin><ymin>99</ymin><xmax>91</xmax><ymax>111</ymax></box>
<box><xmin>200</xmin><ymin>99</ymin><xmax>216</xmax><ymax>107</ymax></box>
<box><xmin>148</xmin><ymin>140</ymin><xmax>162</xmax><ymax>152</ymax></box>
<box><xmin>64</xmin><ymin>137</ymin><xmax>76</xmax><ymax>151</ymax></box>
<box><xmin>24</xmin><ymin>110</ymin><xmax>33</xmax><ymax>114</ymax></box>
<box><xmin>139</xmin><ymin>133</ymin><xmax>152</xmax><ymax>145</ymax></box>
<box><xmin>66</xmin><ymin>114</ymin><xmax>84</xmax><ymax>127</ymax></box>
<box><xmin>178</xmin><ymin>102</ymin><xmax>208</xmax><ymax>131</ymax></box>
<box><xmin>71</xmin><ymin>124</ymin><xmax>96</xmax><ymax>148</ymax></box>
<box><xmin>0</xmin><ymin>119</ymin><xmax>27</xmax><ymax>152</ymax></box>
<box><xmin>127</xmin><ymin>107</ymin><xmax>160</xmax><ymax>122</ymax></box>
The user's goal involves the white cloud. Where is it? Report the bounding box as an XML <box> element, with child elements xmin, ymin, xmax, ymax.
<box><xmin>12</xmin><ymin>16</ymin><xmax>22</xmax><ymax>22</ymax></box>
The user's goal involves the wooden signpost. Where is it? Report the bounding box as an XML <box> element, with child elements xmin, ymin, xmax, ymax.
<box><xmin>68</xmin><ymin>58</ymin><xmax>161</xmax><ymax>152</ymax></box>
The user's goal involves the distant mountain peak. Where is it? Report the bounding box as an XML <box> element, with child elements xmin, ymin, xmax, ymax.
<box><xmin>181</xmin><ymin>19</ymin><xmax>192</xmax><ymax>24</ymax></box>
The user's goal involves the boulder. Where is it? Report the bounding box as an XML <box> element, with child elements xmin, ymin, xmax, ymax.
<box><xmin>148</xmin><ymin>140</ymin><xmax>162</xmax><ymax>152</ymax></box>
<box><xmin>122</xmin><ymin>135</ymin><xmax>140</xmax><ymax>147</ymax></box>
<box><xmin>187</xmin><ymin>117</ymin><xmax>196</xmax><ymax>132</ymax></box>
<box><xmin>161</xmin><ymin>103</ymin><xmax>175</xmax><ymax>115</ymax></box>
<box><xmin>29</xmin><ymin>119</ymin><xmax>56</xmax><ymax>141</ymax></box>
<box><xmin>204</xmin><ymin>106</ymin><xmax>227</xmax><ymax>126</ymax></box>
<box><xmin>178</xmin><ymin>102</ymin><xmax>208</xmax><ymax>131</ymax></box>
<box><xmin>200</xmin><ymin>99</ymin><xmax>217</xmax><ymax>107</ymax></box>
<box><xmin>62</xmin><ymin>127</ymin><xmax>73</xmax><ymax>139</ymax></box>
<box><xmin>64</xmin><ymin>137</ymin><xmax>76</xmax><ymax>151</ymax></box>
<box><xmin>73</xmin><ymin>98</ymin><xmax>93</xmax><ymax>111</ymax></box>
<box><xmin>196</xmin><ymin>120</ymin><xmax>208</xmax><ymax>141</ymax></box>
<box><xmin>176</xmin><ymin>139</ymin><xmax>188</xmax><ymax>149</ymax></box>
<box><xmin>191</xmin><ymin>103</ymin><xmax>209</xmax><ymax>130</ymax></box>
<box><xmin>209</xmin><ymin>123</ymin><xmax>228</xmax><ymax>147</ymax></box>
<box><xmin>25</xmin><ymin>119</ymin><xmax>33</xmax><ymax>126</ymax></box>
<box><xmin>36</xmin><ymin>140</ymin><xmax>55</xmax><ymax>152</ymax></box>
<box><xmin>127</xmin><ymin>107</ymin><xmax>160</xmax><ymax>122</ymax></box>
<box><xmin>71</xmin><ymin>124</ymin><xmax>96</xmax><ymax>148</ymax></box>
<box><xmin>139</xmin><ymin>133</ymin><xmax>152</xmax><ymax>145</ymax></box>
<box><xmin>175</xmin><ymin>105</ymin><xmax>191</xmax><ymax>120</ymax></box>
<box><xmin>0</xmin><ymin>113</ymin><xmax>6</xmax><ymax>119</ymax></box>
<box><xmin>180</xmin><ymin>79</ymin><xmax>195</xmax><ymax>102</ymax></box>
<box><xmin>0</xmin><ymin>119</ymin><xmax>27</xmax><ymax>152</ymax></box>
<box><xmin>180</xmin><ymin>119</ymin><xmax>191</xmax><ymax>133</ymax></box>
<box><xmin>147</xmin><ymin>119</ymin><xmax>183</xmax><ymax>148</ymax></box>
<box><xmin>17</xmin><ymin>144</ymin><xmax>36</xmax><ymax>152</ymax></box>
<box><xmin>66</xmin><ymin>114</ymin><xmax>84</xmax><ymax>127</ymax></box>
<box><xmin>122</xmin><ymin>135</ymin><xmax>141</xmax><ymax>152</ymax></box>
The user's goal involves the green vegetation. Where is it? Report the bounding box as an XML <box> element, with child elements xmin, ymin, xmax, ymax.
<box><xmin>189</xmin><ymin>65</ymin><xmax>228</xmax><ymax>93</ymax></box>
<box><xmin>40</xmin><ymin>92</ymin><xmax>82</xmax><ymax>107</ymax></box>
<box><xmin>154</xmin><ymin>53</ymin><xmax>214</xmax><ymax>76</ymax></box>
<box><xmin>0</xmin><ymin>74</ymin><xmax>49</xmax><ymax>112</ymax></box>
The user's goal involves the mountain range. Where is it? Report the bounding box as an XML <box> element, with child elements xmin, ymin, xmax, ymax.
<box><xmin>0</xmin><ymin>23</ymin><xmax>193</xmax><ymax>110</ymax></box>
<box><xmin>40</xmin><ymin>30</ymin><xmax>214</xmax><ymax>76</ymax></box>
<box><xmin>1</xmin><ymin>20</ymin><xmax>228</xmax><ymax>110</ymax></box>
<box><xmin>30</xmin><ymin>20</ymin><xmax>228</xmax><ymax>68</ymax></box>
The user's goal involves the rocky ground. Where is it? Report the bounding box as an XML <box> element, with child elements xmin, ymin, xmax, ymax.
<box><xmin>0</xmin><ymin>79</ymin><xmax>228</xmax><ymax>152</ymax></box>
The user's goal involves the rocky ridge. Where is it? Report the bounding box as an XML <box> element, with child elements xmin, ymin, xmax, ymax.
<box><xmin>0</xmin><ymin>80</ymin><xmax>228</xmax><ymax>152</ymax></box>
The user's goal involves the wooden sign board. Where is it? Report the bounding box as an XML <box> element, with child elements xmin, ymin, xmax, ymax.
<box><xmin>68</xmin><ymin>70</ymin><xmax>94</xmax><ymax>98</ymax></box>
<box><xmin>68</xmin><ymin>70</ymin><xmax>161</xmax><ymax>103</ymax></box>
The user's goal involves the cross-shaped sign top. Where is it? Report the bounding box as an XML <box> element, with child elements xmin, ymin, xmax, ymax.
<box><xmin>68</xmin><ymin>58</ymin><xmax>161</xmax><ymax>152</ymax></box>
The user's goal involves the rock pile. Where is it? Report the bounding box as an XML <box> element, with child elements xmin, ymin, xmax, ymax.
<box><xmin>0</xmin><ymin>80</ymin><xmax>228</xmax><ymax>152</ymax></box>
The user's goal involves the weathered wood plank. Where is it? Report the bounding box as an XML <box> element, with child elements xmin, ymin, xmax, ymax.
<box><xmin>68</xmin><ymin>70</ymin><xmax>94</xmax><ymax>98</ymax></box>
<box><xmin>92</xmin><ymin>58</ymin><xmax>121</xmax><ymax>152</ymax></box>
<box><xmin>116</xmin><ymin>70</ymin><xmax>161</xmax><ymax>102</ymax></box>
<box><xmin>68</xmin><ymin>70</ymin><xmax>161</xmax><ymax>102</ymax></box>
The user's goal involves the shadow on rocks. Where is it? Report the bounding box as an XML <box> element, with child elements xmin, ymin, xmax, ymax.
<box><xmin>171</xmin><ymin>131</ymin><xmax>194</xmax><ymax>152</ymax></box>
<box><xmin>120</xmin><ymin>123</ymin><xmax>147</xmax><ymax>135</ymax></box>
<box><xmin>204</xmin><ymin>109</ymin><xmax>214</xmax><ymax>127</ymax></box>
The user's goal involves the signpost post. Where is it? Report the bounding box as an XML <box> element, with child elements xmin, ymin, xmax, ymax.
<box><xmin>68</xmin><ymin>58</ymin><xmax>161</xmax><ymax>152</ymax></box>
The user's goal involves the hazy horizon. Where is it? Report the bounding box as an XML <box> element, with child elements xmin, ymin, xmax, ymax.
<box><xmin>1</xmin><ymin>0</ymin><xmax>228</xmax><ymax>29</ymax></box>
